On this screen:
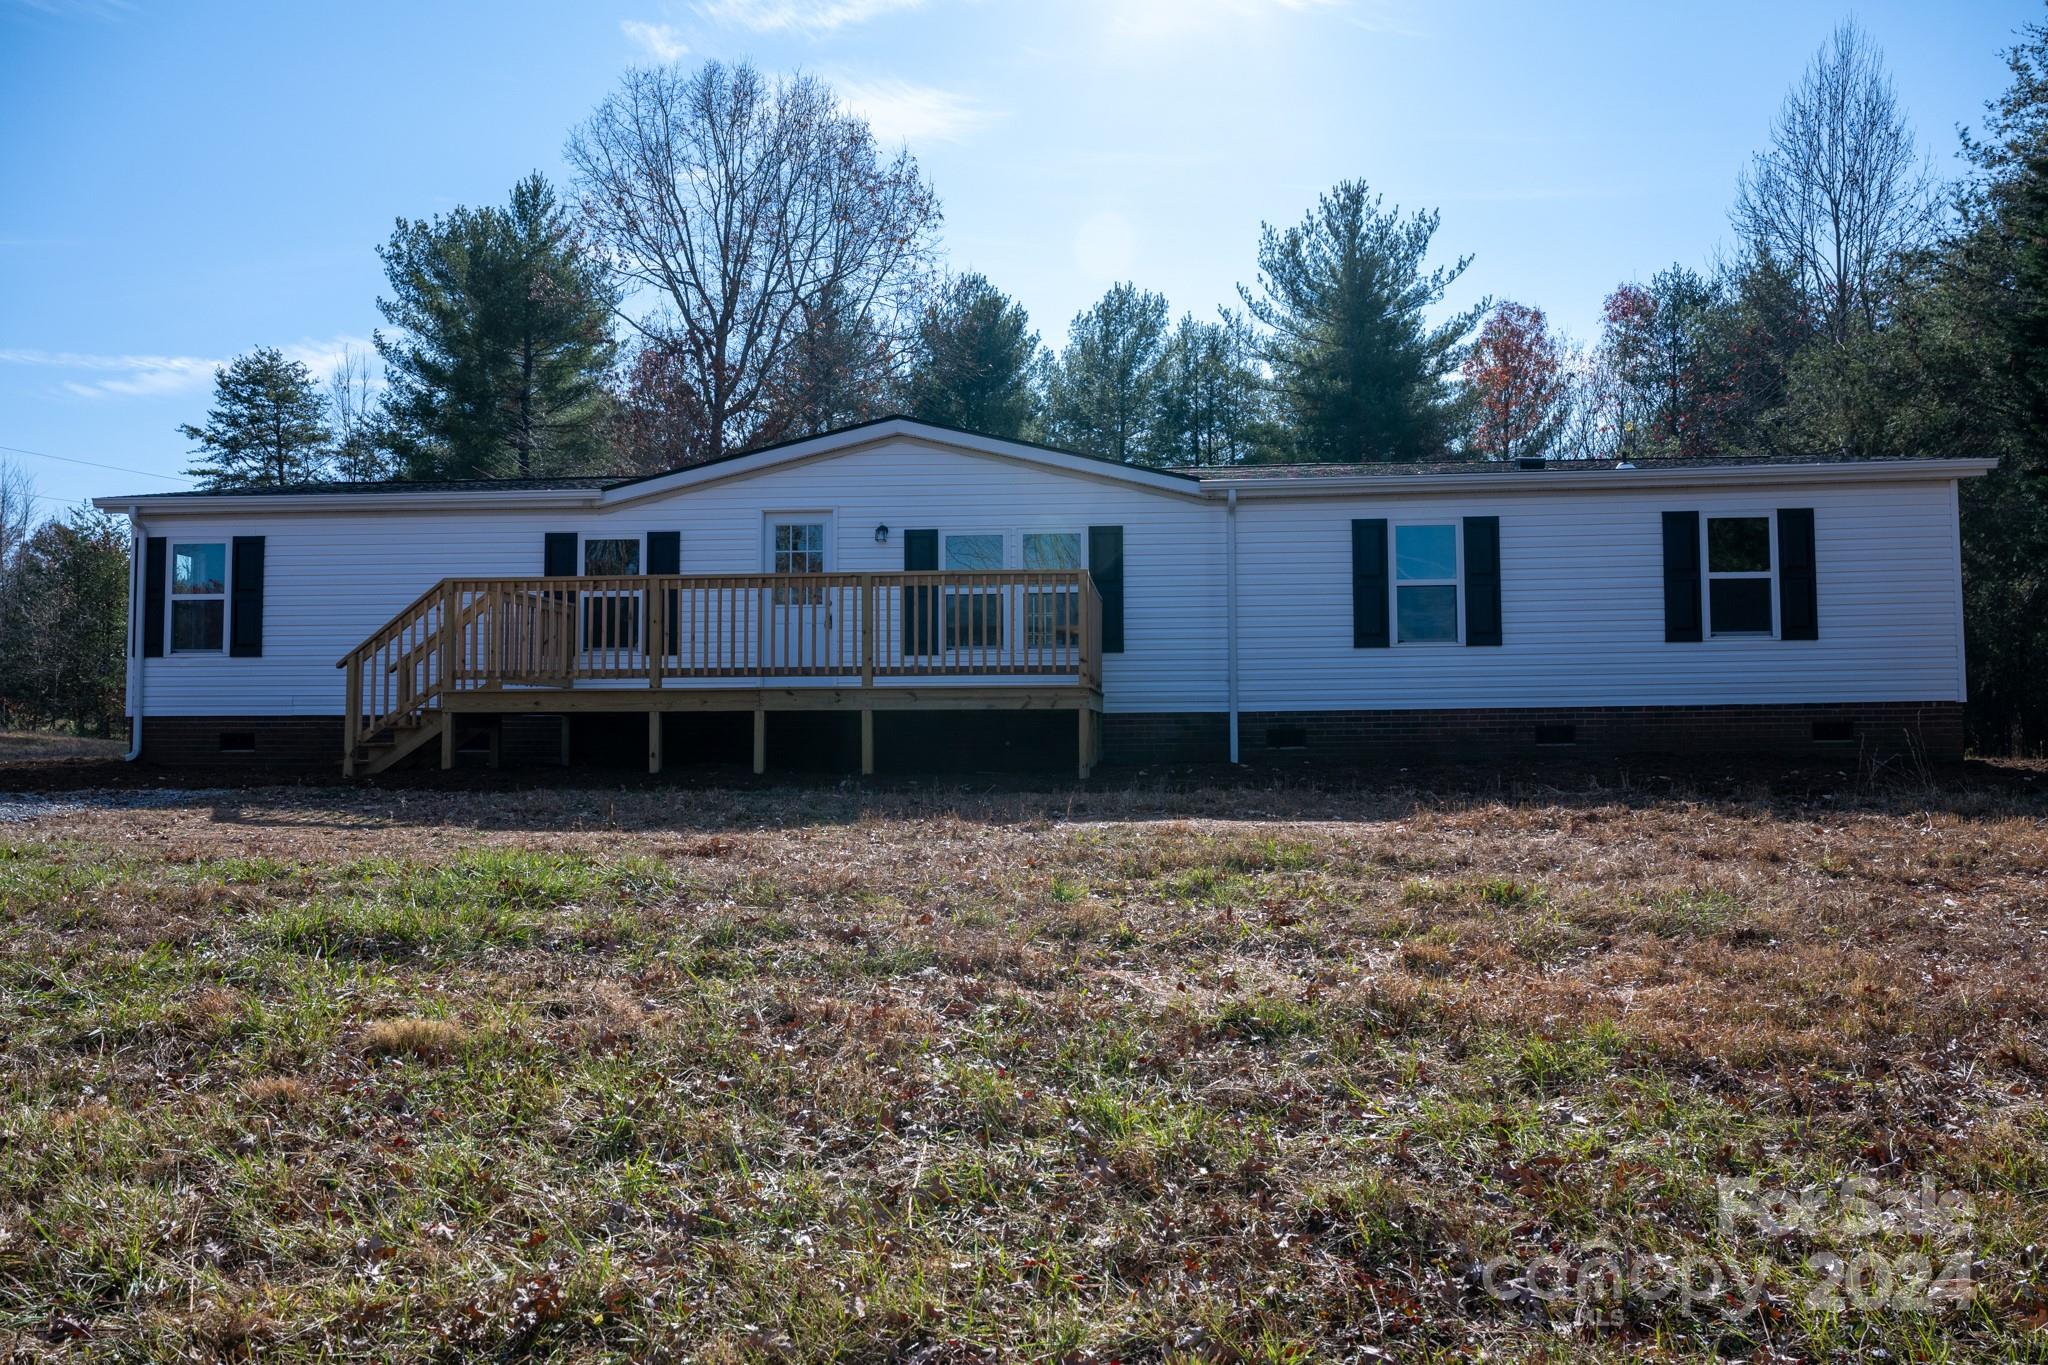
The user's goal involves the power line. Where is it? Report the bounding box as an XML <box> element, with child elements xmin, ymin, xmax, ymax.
<box><xmin>0</xmin><ymin>441</ymin><xmax>194</xmax><ymax>485</ymax></box>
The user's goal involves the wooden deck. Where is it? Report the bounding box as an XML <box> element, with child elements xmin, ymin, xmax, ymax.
<box><xmin>338</xmin><ymin>572</ymin><xmax>1105</xmax><ymax>777</ymax></box>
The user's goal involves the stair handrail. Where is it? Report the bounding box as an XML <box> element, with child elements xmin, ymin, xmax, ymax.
<box><xmin>339</xmin><ymin>578</ymin><xmax>455</xmax><ymax>768</ymax></box>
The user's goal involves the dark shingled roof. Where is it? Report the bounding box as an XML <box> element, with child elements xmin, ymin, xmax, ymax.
<box><xmin>171</xmin><ymin>474</ymin><xmax>631</xmax><ymax>497</ymax></box>
<box><xmin>1174</xmin><ymin>452</ymin><xmax>1970</xmax><ymax>479</ymax></box>
<box><xmin>104</xmin><ymin>421</ymin><xmax>1978</xmax><ymax>502</ymax></box>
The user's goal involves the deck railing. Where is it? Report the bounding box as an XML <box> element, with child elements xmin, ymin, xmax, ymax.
<box><xmin>339</xmin><ymin>571</ymin><xmax>1102</xmax><ymax>758</ymax></box>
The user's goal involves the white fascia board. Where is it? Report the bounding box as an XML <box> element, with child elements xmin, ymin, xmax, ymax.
<box><xmin>596</xmin><ymin>419</ymin><xmax>1205</xmax><ymax>505</ymax></box>
<box><xmin>92</xmin><ymin>488</ymin><xmax>605</xmax><ymax>515</ymax></box>
<box><xmin>1200</xmin><ymin>458</ymin><xmax>1998</xmax><ymax>498</ymax></box>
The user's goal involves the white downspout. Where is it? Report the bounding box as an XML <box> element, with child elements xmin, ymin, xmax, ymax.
<box><xmin>123</xmin><ymin>510</ymin><xmax>145</xmax><ymax>761</ymax></box>
<box><xmin>1226</xmin><ymin>487</ymin><xmax>1240</xmax><ymax>764</ymax></box>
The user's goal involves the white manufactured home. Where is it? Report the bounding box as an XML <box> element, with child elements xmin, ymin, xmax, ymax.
<box><xmin>94</xmin><ymin>417</ymin><xmax>1991</xmax><ymax>775</ymax></box>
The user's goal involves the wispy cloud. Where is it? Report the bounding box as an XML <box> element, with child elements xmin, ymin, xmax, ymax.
<box><xmin>620</xmin><ymin>18</ymin><xmax>689</xmax><ymax>62</ymax></box>
<box><xmin>0</xmin><ymin>337</ymin><xmax>373</xmax><ymax>400</ymax></box>
<box><xmin>836</xmin><ymin>78</ymin><xmax>996</xmax><ymax>145</ymax></box>
<box><xmin>692</xmin><ymin>0</ymin><xmax>924</xmax><ymax>35</ymax></box>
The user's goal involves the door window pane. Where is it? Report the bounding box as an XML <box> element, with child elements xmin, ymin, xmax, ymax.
<box><xmin>1397</xmin><ymin>584</ymin><xmax>1460</xmax><ymax>643</ymax></box>
<box><xmin>772</xmin><ymin>523</ymin><xmax>825</xmax><ymax>574</ymax></box>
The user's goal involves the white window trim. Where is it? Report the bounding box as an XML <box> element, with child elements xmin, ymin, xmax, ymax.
<box><xmin>578</xmin><ymin>531</ymin><xmax>646</xmax><ymax>577</ymax></box>
<box><xmin>1390</xmin><ymin>520</ymin><xmax>1463</xmax><ymax>647</ymax></box>
<box><xmin>1702</xmin><ymin>512</ymin><xmax>1778</xmax><ymax>639</ymax></box>
<box><xmin>167</xmin><ymin>540</ymin><xmax>229</xmax><ymax>656</ymax></box>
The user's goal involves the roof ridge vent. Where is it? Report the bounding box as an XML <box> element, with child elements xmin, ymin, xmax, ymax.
<box><xmin>1516</xmin><ymin>455</ymin><xmax>1547</xmax><ymax>471</ymax></box>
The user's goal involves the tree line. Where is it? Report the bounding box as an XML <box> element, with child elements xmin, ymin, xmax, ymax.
<box><xmin>88</xmin><ymin>15</ymin><xmax>2048</xmax><ymax>752</ymax></box>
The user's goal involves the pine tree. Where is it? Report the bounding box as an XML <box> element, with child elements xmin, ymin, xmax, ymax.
<box><xmin>1148</xmin><ymin>311</ymin><xmax>1272</xmax><ymax>466</ymax></box>
<box><xmin>1045</xmin><ymin>282</ymin><xmax>1168</xmax><ymax>462</ymax></box>
<box><xmin>904</xmin><ymin>274</ymin><xmax>1042</xmax><ymax>438</ymax></box>
<box><xmin>1239</xmin><ymin>180</ymin><xmax>1482</xmax><ymax>462</ymax></box>
<box><xmin>179</xmin><ymin>347</ymin><xmax>332</xmax><ymax>489</ymax></box>
<box><xmin>376</xmin><ymin>173</ymin><xmax>617</xmax><ymax>480</ymax></box>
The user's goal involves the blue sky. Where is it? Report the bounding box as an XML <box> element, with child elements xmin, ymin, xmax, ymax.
<box><xmin>0</xmin><ymin>0</ymin><xmax>2035</xmax><ymax>509</ymax></box>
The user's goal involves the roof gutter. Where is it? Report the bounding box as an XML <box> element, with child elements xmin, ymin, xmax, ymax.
<box><xmin>91</xmin><ymin>488</ymin><xmax>607</xmax><ymax>515</ymax></box>
<box><xmin>1195</xmin><ymin>458</ymin><xmax>2000</xmax><ymax>496</ymax></box>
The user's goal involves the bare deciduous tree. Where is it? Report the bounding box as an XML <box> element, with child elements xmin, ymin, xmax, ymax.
<box><xmin>1733</xmin><ymin>21</ymin><xmax>1938</xmax><ymax>346</ymax></box>
<box><xmin>566</xmin><ymin>60</ymin><xmax>941</xmax><ymax>464</ymax></box>
<box><xmin>326</xmin><ymin>347</ymin><xmax>389</xmax><ymax>482</ymax></box>
<box><xmin>0</xmin><ymin>458</ymin><xmax>36</xmax><ymax>573</ymax></box>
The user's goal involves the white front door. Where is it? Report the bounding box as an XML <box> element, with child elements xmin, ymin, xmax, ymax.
<box><xmin>763</xmin><ymin>515</ymin><xmax>832</xmax><ymax>670</ymax></box>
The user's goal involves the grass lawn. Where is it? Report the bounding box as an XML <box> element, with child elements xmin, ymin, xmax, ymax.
<box><xmin>0</xmin><ymin>772</ymin><xmax>2044</xmax><ymax>1360</ymax></box>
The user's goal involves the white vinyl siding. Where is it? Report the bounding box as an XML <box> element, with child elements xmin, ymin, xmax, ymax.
<box><xmin>126</xmin><ymin>436</ymin><xmax>1968</xmax><ymax>721</ymax></box>
<box><xmin>1234</xmin><ymin>481</ymin><xmax>1965</xmax><ymax>711</ymax></box>
<box><xmin>133</xmin><ymin>439</ymin><xmax>1227</xmax><ymax>715</ymax></box>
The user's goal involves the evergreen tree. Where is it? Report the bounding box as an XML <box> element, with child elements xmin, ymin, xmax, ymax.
<box><xmin>1045</xmin><ymin>282</ymin><xmax>1168</xmax><ymax>462</ymax></box>
<box><xmin>1239</xmin><ymin>180</ymin><xmax>1482</xmax><ymax>462</ymax></box>
<box><xmin>0</xmin><ymin>508</ymin><xmax>128</xmax><ymax>735</ymax></box>
<box><xmin>179</xmin><ymin>347</ymin><xmax>332</xmax><ymax>489</ymax></box>
<box><xmin>376</xmin><ymin>173</ymin><xmax>617</xmax><ymax>480</ymax></box>
<box><xmin>904</xmin><ymin>274</ymin><xmax>1042</xmax><ymax>439</ymax></box>
<box><xmin>1148</xmin><ymin>311</ymin><xmax>1272</xmax><ymax>466</ymax></box>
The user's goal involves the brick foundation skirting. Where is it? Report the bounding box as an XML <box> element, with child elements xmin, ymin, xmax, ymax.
<box><xmin>140</xmin><ymin>715</ymin><xmax>345</xmax><ymax>768</ymax></box>
<box><xmin>139</xmin><ymin>700</ymin><xmax>1966</xmax><ymax>772</ymax></box>
<box><xmin>1105</xmin><ymin>701</ymin><xmax>1966</xmax><ymax>767</ymax></box>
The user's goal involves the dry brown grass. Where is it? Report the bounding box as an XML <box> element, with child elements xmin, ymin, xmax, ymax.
<box><xmin>362</xmin><ymin>1016</ymin><xmax>471</xmax><ymax>1059</ymax></box>
<box><xmin>1</xmin><ymin>774</ymin><xmax>2044</xmax><ymax>1360</ymax></box>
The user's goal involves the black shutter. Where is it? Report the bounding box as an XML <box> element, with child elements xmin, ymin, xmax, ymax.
<box><xmin>646</xmin><ymin>531</ymin><xmax>680</xmax><ymax>574</ymax></box>
<box><xmin>229</xmin><ymin>536</ymin><xmax>265</xmax><ymax>658</ymax></box>
<box><xmin>1777</xmin><ymin>508</ymin><xmax>1818</xmax><ymax>640</ymax></box>
<box><xmin>647</xmin><ymin>531</ymin><xmax>681</xmax><ymax>653</ymax></box>
<box><xmin>1088</xmin><ymin>525</ymin><xmax>1124</xmax><ymax>654</ymax></box>
<box><xmin>903</xmin><ymin>528</ymin><xmax>938</xmax><ymax>656</ymax></box>
<box><xmin>142</xmin><ymin>536</ymin><xmax>166</xmax><ymax>658</ymax></box>
<box><xmin>543</xmin><ymin>532</ymin><xmax>577</xmax><ymax>576</ymax></box>
<box><xmin>1662</xmin><ymin>511</ymin><xmax>1702</xmax><ymax>643</ymax></box>
<box><xmin>1463</xmin><ymin>516</ymin><xmax>1501</xmax><ymax>647</ymax></box>
<box><xmin>1351</xmin><ymin>518</ymin><xmax>1389</xmax><ymax>648</ymax></box>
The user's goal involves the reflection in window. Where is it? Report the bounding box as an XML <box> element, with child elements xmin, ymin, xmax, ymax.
<box><xmin>771</xmin><ymin>522</ymin><xmax>826</xmax><ymax>605</ymax></box>
<box><xmin>1394</xmin><ymin>524</ymin><xmax>1459</xmax><ymax>643</ymax></box>
<box><xmin>581</xmin><ymin>538</ymin><xmax>642</xmax><ymax>649</ymax></box>
<box><xmin>1023</xmin><ymin>531</ymin><xmax>1081</xmax><ymax>648</ymax></box>
<box><xmin>943</xmin><ymin>533</ymin><xmax>1004</xmax><ymax>571</ymax></box>
<box><xmin>171</xmin><ymin>542</ymin><xmax>226</xmax><ymax>652</ymax></box>
<box><xmin>943</xmin><ymin>533</ymin><xmax>1005</xmax><ymax>650</ymax></box>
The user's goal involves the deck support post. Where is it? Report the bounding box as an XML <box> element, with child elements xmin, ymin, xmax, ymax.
<box><xmin>860</xmin><ymin>708</ymin><xmax>874</xmax><ymax>776</ymax></box>
<box><xmin>440</xmin><ymin>710</ymin><xmax>455</xmax><ymax>770</ymax></box>
<box><xmin>342</xmin><ymin>662</ymin><xmax>361</xmax><ymax>778</ymax></box>
<box><xmin>752</xmin><ymin>708</ymin><xmax>766</xmax><ymax>775</ymax></box>
<box><xmin>647</xmin><ymin>710</ymin><xmax>663</xmax><ymax>775</ymax></box>
<box><xmin>1077</xmin><ymin>707</ymin><xmax>1091</xmax><ymax>781</ymax></box>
